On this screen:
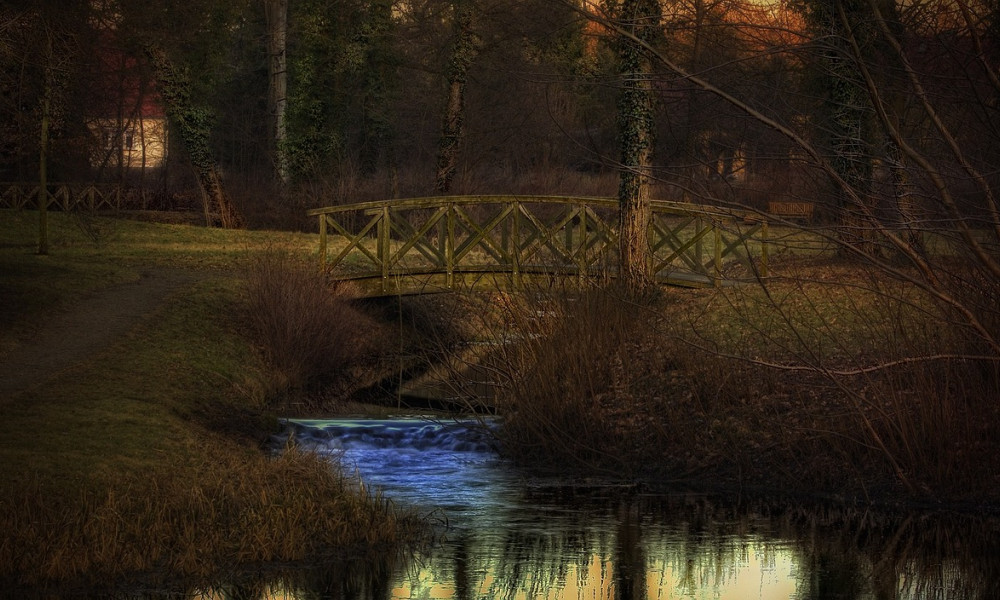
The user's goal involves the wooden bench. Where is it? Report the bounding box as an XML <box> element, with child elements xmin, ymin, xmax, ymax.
<box><xmin>768</xmin><ymin>201</ymin><xmax>814</xmax><ymax>222</ymax></box>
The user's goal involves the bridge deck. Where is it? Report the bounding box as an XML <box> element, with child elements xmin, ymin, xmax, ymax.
<box><xmin>308</xmin><ymin>195</ymin><xmax>769</xmax><ymax>297</ymax></box>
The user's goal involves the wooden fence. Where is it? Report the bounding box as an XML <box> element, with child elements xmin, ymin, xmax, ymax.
<box><xmin>1</xmin><ymin>182</ymin><xmax>163</xmax><ymax>212</ymax></box>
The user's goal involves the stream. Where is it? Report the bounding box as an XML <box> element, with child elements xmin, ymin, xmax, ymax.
<box><xmin>252</xmin><ymin>417</ymin><xmax>1000</xmax><ymax>600</ymax></box>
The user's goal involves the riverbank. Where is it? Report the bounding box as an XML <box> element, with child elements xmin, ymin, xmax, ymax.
<box><xmin>3</xmin><ymin>210</ymin><xmax>998</xmax><ymax>592</ymax></box>
<box><xmin>486</xmin><ymin>266</ymin><xmax>1000</xmax><ymax>513</ymax></box>
<box><xmin>0</xmin><ymin>212</ymin><xmax>423</xmax><ymax>593</ymax></box>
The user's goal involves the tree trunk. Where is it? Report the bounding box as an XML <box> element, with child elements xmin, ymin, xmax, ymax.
<box><xmin>435</xmin><ymin>3</ymin><xmax>477</xmax><ymax>194</ymax></box>
<box><xmin>615</xmin><ymin>0</ymin><xmax>660</xmax><ymax>294</ymax></box>
<box><xmin>37</xmin><ymin>30</ymin><xmax>52</xmax><ymax>256</ymax></box>
<box><xmin>144</xmin><ymin>45</ymin><xmax>244</xmax><ymax>228</ymax></box>
<box><xmin>887</xmin><ymin>136</ymin><xmax>924</xmax><ymax>253</ymax></box>
<box><xmin>875</xmin><ymin>0</ymin><xmax>924</xmax><ymax>255</ymax></box>
<box><xmin>359</xmin><ymin>0</ymin><xmax>397</xmax><ymax>180</ymax></box>
<box><xmin>264</xmin><ymin>0</ymin><xmax>288</xmax><ymax>184</ymax></box>
<box><xmin>829</xmin><ymin>0</ymin><xmax>879</xmax><ymax>257</ymax></box>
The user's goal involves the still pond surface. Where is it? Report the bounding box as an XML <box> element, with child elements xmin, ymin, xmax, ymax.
<box><xmin>209</xmin><ymin>416</ymin><xmax>1000</xmax><ymax>600</ymax></box>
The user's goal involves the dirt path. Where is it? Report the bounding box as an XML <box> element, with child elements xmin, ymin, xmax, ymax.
<box><xmin>0</xmin><ymin>269</ymin><xmax>204</xmax><ymax>397</ymax></box>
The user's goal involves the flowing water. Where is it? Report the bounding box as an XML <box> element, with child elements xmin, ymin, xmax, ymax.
<box><xmin>252</xmin><ymin>417</ymin><xmax>1000</xmax><ymax>600</ymax></box>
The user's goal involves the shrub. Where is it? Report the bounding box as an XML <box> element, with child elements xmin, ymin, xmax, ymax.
<box><xmin>490</xmin><ymin>284</ymin><xmax>679</xmax><ymax>478</ymax></box>
<box><xmin>484</xmin><ymin>267</ymin><xmax>1000</xmax><ymax>503</ymax></box>
<box><xmin>242</xmin><ymin>250</ymin><xmax>388</xmax><ymax>401</ymax></box>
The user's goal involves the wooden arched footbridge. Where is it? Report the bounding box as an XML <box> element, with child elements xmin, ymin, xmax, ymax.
<box><xmin>308</xmin><ymin>195</ymin><xmax>769</xmax><ymax>297</ymax></box>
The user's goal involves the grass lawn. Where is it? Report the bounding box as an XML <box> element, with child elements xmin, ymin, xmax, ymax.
<box><xmin>0</xmin><ymin>210</ymin><xmax>419</xmax><ymax>591</ymax></box>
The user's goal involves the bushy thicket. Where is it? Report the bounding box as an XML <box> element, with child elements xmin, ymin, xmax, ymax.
<box><xmin>488</xmin><ymin>273</ymin><xmax>1000</xmax><ymax>504</ymax></box>
<box><xmin>242</xmin><ymin>250</ymin><xmax>391</xmax><ymax>402</ymax></box>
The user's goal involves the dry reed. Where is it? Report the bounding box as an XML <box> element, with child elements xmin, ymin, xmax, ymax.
<box><xmin>482</xmin><ymin>265</ymin><xmax>1000</xmax><ymax>505</ymax></box>
<box><xmin>0</xmin><ymin>447</ymin><xmax>421</xmax><ymax>592</ymax></box>
<box><xmin>242</xmin><ymin>249</ymin><xmax>391</xmax><ymax>402</ymax></box>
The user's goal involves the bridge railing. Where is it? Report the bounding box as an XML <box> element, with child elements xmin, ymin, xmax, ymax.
<box><xmin>307</xmin><ymin>195</ymin><xmax>768</xmax><ymax>296</ymax></box>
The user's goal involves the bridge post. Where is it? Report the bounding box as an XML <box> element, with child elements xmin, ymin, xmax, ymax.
<box><xmin>694</xmin><ymin>217</ymin><xmax>704</xmax><ymax>272</ymax></box>
<box><xmin>511</xmin><ymin>199</ymin><xmax>521</xmax><ymax>288</ymax></box>
<box><xmin>446</xmin><ymin>202</ymin><xmax>455</xmax><ymax>289</ymax></box>
<box><xmin>379</xmin><ymin>205</ymin><xmax>390</xmax><ymax>294</ymax></box>
<box><xmin>714</xmin><ymin>227</ymin><xmax>722</xmax><ymax>287</ymax></box>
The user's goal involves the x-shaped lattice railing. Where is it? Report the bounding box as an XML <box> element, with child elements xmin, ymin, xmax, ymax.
<box><xmin>308</xmin><ymin>196</ymin><xmax>768</xmax><ymax>296</ymax></box>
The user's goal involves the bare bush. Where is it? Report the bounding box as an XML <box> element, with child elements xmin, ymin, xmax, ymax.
<box><xmin>487</xmin><ymin>284</ymin><xmax>679</xmax><ymax>478</ymax></box>
<box><xmin>242</xmin><ymin>250</ymin><xmax>389</xmax><ymax>402</ymax></box>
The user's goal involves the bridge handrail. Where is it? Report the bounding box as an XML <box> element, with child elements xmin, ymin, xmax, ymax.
<box><xmin>310</xmin><ymin>195</ymin><xmax>768</xmax><ymax>296</ymax></box>
<box><xmin>306</xmin><ymin>195</ymin><xmax>754</xmax><ymax>221</ymax></box>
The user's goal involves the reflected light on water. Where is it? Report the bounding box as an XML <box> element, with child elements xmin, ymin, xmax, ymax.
<box><xmin>251</xmin><ymin>418</ymin><xmax>998</xmax><ymax>600</ymax></box>
<box><xmin>390</xmin><ymin>540</ymin><xmax>799</xmax><ymax>600</ymax></box>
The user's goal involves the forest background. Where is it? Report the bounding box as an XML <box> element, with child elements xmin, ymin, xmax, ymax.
<box><xmin>4</xmin><ymin>0</ymin><xmax>996</xmax><ymax>237</ymax></box>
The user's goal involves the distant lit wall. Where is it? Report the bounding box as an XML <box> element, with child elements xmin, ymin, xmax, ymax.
<box><xmin>89</xmin><ymin>117</ymin><xmax>168</xmax><ymax>172</ymax></box>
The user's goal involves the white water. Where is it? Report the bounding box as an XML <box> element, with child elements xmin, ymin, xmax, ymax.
<box><xmin>276</xmin><ymin>417</ymin><xmax>521</xmax><ymax>523</ymax></box>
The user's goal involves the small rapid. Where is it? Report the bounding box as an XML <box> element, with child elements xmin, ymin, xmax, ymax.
<box><xmin>272</xmin><ymin>417</ymin><xmax>520</xmax><ymax>524</ymax></box>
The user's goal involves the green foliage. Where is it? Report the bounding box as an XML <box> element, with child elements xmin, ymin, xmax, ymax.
<box><xmin>284</xmin><ymin>47</ymin><xmax>345</xmax><ymax>179</ymax></box>
<box><xmin>284</xmin><ymin>0</ymin><xmax>401</xmax><ymax>181</ymax></box>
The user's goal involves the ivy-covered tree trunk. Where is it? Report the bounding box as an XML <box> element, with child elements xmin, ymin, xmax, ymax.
<box><xmin>876</xmin><ymin>0</ymin><xmax>924</xmax><ymax>255</ymax></box>
<box><xmin>264</xmin><ymin>0</ymin><xmax>289</xmax><ymax>184</ymax></box>
<box><xmin>615</xmin><ymin>0</ymin><xmax>660</xmax><ymax>294</ymax></box>
<box><xmin>435</xmin><ymin>2</ymin><xmax>478</xmax><ymax>194</ymax></box>
<box><xmin>359</xmin><ymin>0</ymin><xmax>398</xmax><ymax>182</ymax></box>
<box><xmin>145</xmin><ymin>46</ymin><xmax>244</xmax><ymax>228</ymax></box>
<box><xmin>828</xmin><ymin>65</ymin><xmax>876</xmax><ymax>255</ymax></box>
<box><xmin>809</xmin><ymin>0</ymin><xmax>880</xmax><ymax>257</ymax></box>
<box><xmin>886</xmin><ymin>126</ymin><xmax>924</xmax><ymax>253</ymax></box>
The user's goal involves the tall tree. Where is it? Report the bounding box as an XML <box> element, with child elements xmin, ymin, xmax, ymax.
<box><xmin>796</xmin><ymin>0</ymin><xmax>881</xmax><ymax>256</ymax></box>
<box><xmin>2</xmin><ymin>1</ymin><xmax>94</xmax><ymax>248</ymax></box>
<box><xmin>144</xmin><ymin>45</ymin><xmax>244</xmax><ymax>228</ymax></box>
<box><xmin>435</xmin><ymin>0</ymin><xmax>479</xmax><ymax>194</ymax></box>
<box><xmin>611</xmin><ymin>0</ymin><xmax>662</xmax><ymax>294</ymax></box>
<box><xmin>109</xmin><ymin>0</ymin><xmax>248</xmax><ymax>227</ymax></box>
<box><xmin>870</xmin><ymin>0</ymin><xmax>924</xmax><ymax>253</ymax></box>
<box><xmin>358</xmin><ymin>0</ymin><xmax>399</xmax><ymax>182</ymax></box>
<box><xmin>264</xmin><ymin>0</ymin><xmax>289</xmax><ymax>184</ymax></box>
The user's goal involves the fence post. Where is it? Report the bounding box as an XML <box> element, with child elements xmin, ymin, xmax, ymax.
<box><xmin>760</xmin><ymin>220</ymin><xmax>769</xmax><ymax>278</ymax></box>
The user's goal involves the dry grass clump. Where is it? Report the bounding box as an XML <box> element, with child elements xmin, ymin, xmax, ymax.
<box><xmin>243</xmin><ymin>250</ymin><xmax>391</xmax><ymax>401</ymax></box>
<box><xmin>0</xmin><ymin>447</ymin><xmax>420</xmax><ymax>592</ymax></box>
<box><xmin>492</xmin><ymin>285</ymin><xmax>681</xmax><ymax>478</ymax></box>
<box><xmin>489</xmin><ymin>264</ymin><xmax>1000</xmax><ymax>505</ymax></box>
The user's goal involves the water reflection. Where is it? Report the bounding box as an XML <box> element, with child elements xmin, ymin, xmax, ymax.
<box><xmin>187</xmin><ymin>418</ymin><xmax>1000</xmax><ymax>600</ymax></box>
